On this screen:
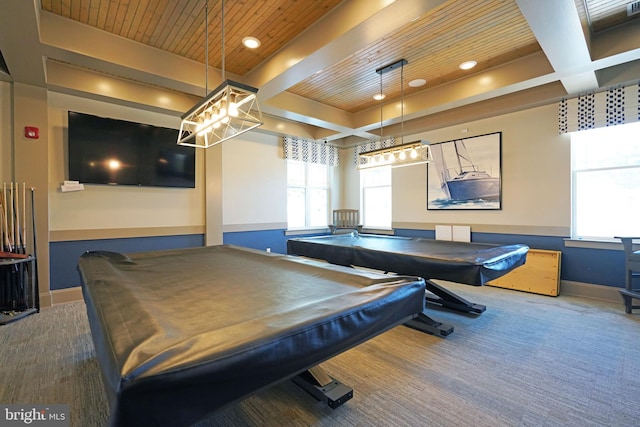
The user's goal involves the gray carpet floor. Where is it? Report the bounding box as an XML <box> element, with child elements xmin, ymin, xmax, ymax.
<box><xmin>1</xmin><ymin>281</ymin><xmax>639</xmax><ymax>426</ymax></box>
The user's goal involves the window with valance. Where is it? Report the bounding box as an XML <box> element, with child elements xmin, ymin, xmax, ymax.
<box><xmin>558</xmin><ymin>82</ymin><xmax>639</xmax><ymax>134</ymax></box>
<box><xmin>564</xmin><ymin>81</ymin><xmax>640</xmax><ymax>240</ymax></box>
<box><xmin>282</xmin><ymin>136</ymin><xmax>339</xmax><ymax>166</ymax></box>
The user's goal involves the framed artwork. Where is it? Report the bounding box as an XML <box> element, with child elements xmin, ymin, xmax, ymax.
<box><xmin>427</xmin><ymin>132</ymin><xmax>502</xmax><ymax>210</ymax></box>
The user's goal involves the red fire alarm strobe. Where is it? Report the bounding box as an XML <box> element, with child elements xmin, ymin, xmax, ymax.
<box><xmin>24</xmin><ymin>126</ymin><xmax>39</xmax><ymax>139</ymax></box>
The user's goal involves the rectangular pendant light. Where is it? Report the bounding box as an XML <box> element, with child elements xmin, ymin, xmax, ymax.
<box><xmin>358</xmin><ymin>59</ymin><xmax>431</xmax><ymax>169</ymax></box>
<box><xmin>177</xmin><ymin>79</ymin><xmax>263</xmax><ymax>148</ymax></box>
<box><xmin>357</xmin><ymin>140</ymin><xmax>432</xmax><ymax>170</ymax></box>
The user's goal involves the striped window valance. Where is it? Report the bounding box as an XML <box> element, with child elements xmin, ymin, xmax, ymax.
<box><xmin>352</xmin><ymin>137</ymin><xmax>396</xmax><ymax>165</ymax></box>
<box><xmin>282</xmin><ymin>136</ymin><xmax>339</xmax><ymax>166</ymax></box>
<box><xmin>558</xmin><ymin>81</ymin><xmax>639</xmax><ymax>134</ymax></box>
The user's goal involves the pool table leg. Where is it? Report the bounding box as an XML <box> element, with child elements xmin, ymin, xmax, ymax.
<box><xmin>292</xmin><ymin>365</ymin><xmax>354</xmax><ymax>409</ymax></box>
<box><xmin>424</xmin><ymin>279</ymin><xmax>486</xmax><ymax>314</ymax></box>
<box><xmin>404</xmin><ymin>310</ymin><xmax>454</xmax><ymax>336</ymax></box>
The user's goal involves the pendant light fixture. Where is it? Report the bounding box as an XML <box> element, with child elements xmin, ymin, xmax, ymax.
<box><xmin>358</xmin><ymin>59</ymin><xmax>431</xmax><ymax>169</ymax></box>
<box><xmin>178</xmin><ymin>0</ymin><xmax>263</xmax><ymax>148</ymax></box>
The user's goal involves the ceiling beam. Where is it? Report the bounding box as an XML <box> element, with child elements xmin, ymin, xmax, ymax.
<box><xmin>516</xmin><ymin>0</ymin><xmax>599</xmax><ymax>94</ymax></box>
<box><xmin>264</xmin><ymin>91</ymin><xmax>379</xmax><ymax>141</ymax></box>
<box><xmin>245</xmin><ymin>0</ymin><xmax>448</xmax><ymax>99</ymax></box>
<box><xmin>39</xmin><ymin>11</ymin><xmax>221</xmax><ymax>96</ymax></box>
<box><xmin>0</xmin><ymin>0</ymin><xmax>45</xmax><ymax>86</ymax></box>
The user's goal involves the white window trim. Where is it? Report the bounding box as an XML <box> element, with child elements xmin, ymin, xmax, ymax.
<box><xmin>287</xmin><ymin>160</ymin><xmax>331</xmax><ymax>231</ymax></box>
<box><xmin>570</xmin><ymin>121</ymin><xmax>640</xmax><ymax>241</ymax></box>
<box><xmin>360</xmin><ymin>166</ymin><xmax>392</xmax><ymax>230</ymax></box>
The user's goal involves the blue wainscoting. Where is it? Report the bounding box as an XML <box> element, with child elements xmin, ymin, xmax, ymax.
<box><xmin>223</xmin><ymin>229</ymin><xmax>327</xmax><ymax>255</ymax></box>
<box><xmin>51</xmin><ymin>228</ymin><xmax>625</xmax><ymax>291</ymax></box>
<box><xmin>50</xmin><ymin>234</ymin><xmax>204</xmax><ymax>290</ymax></box>
<box><xmin>394</xmin><ymin>228</ymin><xmax>625</xmax><ymax>288</ymax></box>
<box><xmin>223</xmin><ymin>229</ymin><xmax>289</xmax><ymax>254</ymax></box>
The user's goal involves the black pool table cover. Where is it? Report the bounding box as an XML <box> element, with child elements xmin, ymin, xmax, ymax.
<box><xmin>78</xmin><ymin>245</ymin><xmax>426</xmax><ymax>426</ymax></box>
<box><xmin>287</xmin><ymin>234</ymin><xmax>529</xmax><ymax>286</ymax></box>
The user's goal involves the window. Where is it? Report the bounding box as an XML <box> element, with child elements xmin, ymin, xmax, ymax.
<box><xmin>571</xmin><ymin>121</ymin><xmax>640</xmax><ymax>240</ymax></box>
<box><xmin>287</xmin><ymin>160</ymin><xmax>329</xmax><ymax>229</ymax></box>
<box><xmin>360</xmin><ymin>166</ymin><xmax>391</xmax><ymax>229</ymax></box>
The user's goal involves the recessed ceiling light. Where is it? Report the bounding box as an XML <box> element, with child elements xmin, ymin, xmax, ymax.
<box><xmin>409</xmin><ymin>78</ymin><xmax>426</xmax><ymax>87</ymax></box>
<box><xmin>373</xmin><ymin>93</ymin><xmax>386</xmax><ymax>101</ymax></box>
<box><xmin>459</xmin><ymin>60</ymin><xmax>477</xmax><ymax>70</ymax></box>
<box><xmin>242</xmin><ymin>36</ymin><xmax>261</xmax><ymax>49</ymax></box>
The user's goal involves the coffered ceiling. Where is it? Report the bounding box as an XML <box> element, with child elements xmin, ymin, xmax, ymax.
<box><xmin>1</xmin><ymin>0</ymin><xmax>639</xmax><ymax>146</ymax></box>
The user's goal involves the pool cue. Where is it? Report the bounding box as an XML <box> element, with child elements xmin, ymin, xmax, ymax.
<box><xmin>1</xmin><ymin>183</ymin><xmax>7</xmax><ymax>251</ymax></box>
<box><xmin>9</xmin><ymin>183</ymin><xmax>14</xmax><ymax>252</ymax></box>
<box><xmin>0</xmin><ymin>182</ymin><xmax>3</xmax><ymax>251</ymax></box>
<box><xmin>0</xmin><ymin>203</ymin><xmax>4</xmax><ymax>252</ymax></box>
<box><xmin>0</xmin><ymin>192</ymin><xmax>3</xmax><ymax>308</ymax></box>
<box><xmin>5</xmin><ymin>183</ymin><xmax>18</xmax><ymax>308</ymax></box>
<box><xmin>12</xmin><ymin>183</ymin><xmax>21</xmax><ymax>254</ymax></box>
<box><xmin>18</xmin><ymin>183</ymin><xmax>23</xmax><ymax>254</ymax></box>
<box><xmin>12</xmin><ymin>183</ymin><xmax>17</xmax><ymax>252</ymax></box>
<box><xmin>0</xmin><ymin>195</ymin><xmax>4</xmax><ymax>252</ymax></box>
<box><xmin>6</xmin><ymin>183</ymin><xmax>12</xmax><ymax>252</ymax></box>
<box><xmin>15</xmin><ymin>184</ymin><xmax>25</xmax><ymax>306</ymax></box>
<box><xmin>1</xmin><ymin>195</ymin><xmax>11</xmax><ymax>252</ymax></box>
<box><xmin>13</xmin><ymin>183</ymin><xmax>25</xmax><ymax>254</ymax></box>
<box><xmin>8</xmin><ymin>183</ymin><xmax>15</xmax><ymax>253</ymax></box>
<box><xmin>23</xmin><ymin>183</ymin><xmax>26</xmax><ymax>254</ymax></box>
<box><xmin>30</xmin><ymin>187</ymin><xmax>39</xmax><ymax>311</ymax></box>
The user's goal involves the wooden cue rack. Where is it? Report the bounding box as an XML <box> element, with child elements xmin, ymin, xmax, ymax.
<box><xmin>0</xmin><ymin>183</ymin><xmax>39</xmax><ymax>325</ymax></box>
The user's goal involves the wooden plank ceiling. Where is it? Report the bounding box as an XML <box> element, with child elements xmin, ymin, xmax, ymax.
<box><xmin>24</xmin><ymin>0</ymin><xmax>640</xmax><ymax>142</ymax></box>
<box><xmin>40</xmin><ymin>0</ymin><xmax>343</xmax><ymax>77</ymax></box>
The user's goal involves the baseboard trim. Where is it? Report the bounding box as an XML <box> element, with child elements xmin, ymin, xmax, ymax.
<box><xmin>560</xmin><ymin>280</ymin><xmax>622</xmax><ymax>303</ymax></box>
<box><xmin>51</xmin><ymin>287</ymin><xmax>83</xmax><ymax>305</ymax></box>
<box><xmin>39</xmin><ymin>292</ymin><xmax>52</xmax><ymax>308</ymax></box>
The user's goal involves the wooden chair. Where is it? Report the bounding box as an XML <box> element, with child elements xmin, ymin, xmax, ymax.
<box><xmin>329</xmin><ymin>209</ymin><xmax>362</xmax><ymax>234</ymax></box>
<box><xmin>616</xmin><ymin>237</ymin><xmax>640</xmax><ymax>313</ymax></box>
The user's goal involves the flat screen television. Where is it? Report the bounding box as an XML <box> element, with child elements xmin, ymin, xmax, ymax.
<box><xmin>68</xmin><ymin>111</ymin><xmax>195</xmax><ymax>188</ymax></box>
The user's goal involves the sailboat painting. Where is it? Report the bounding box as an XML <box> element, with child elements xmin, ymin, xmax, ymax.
<box><xmin>427</xmin><ymin>132</ymin><xmax>501</xmax><ymax>210</ymax></box>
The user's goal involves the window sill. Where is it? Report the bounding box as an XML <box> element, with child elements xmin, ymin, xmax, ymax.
<box><xmin>563</xmin><ymin>238</ymin><xmax>627</xmax><ymax>250</ymax></box>
<box><xmin>285</xmin><ymin>228</ymin><xmax>330</xmax><ymax>236</ymax></box>
<box><xmin>361</xmin><ymin>228</ymin><xmax>395</xmax><ymax>235</ymax></box>
<box><xmin>284</xmin><ymin>227</ymin><xmax>396</xmax><ymax>237</ymax></box>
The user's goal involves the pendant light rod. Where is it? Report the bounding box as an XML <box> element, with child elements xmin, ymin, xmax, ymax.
<box><xmin>178</xmin><ymin>0</ymin><xmax>263</xmax><ymax>149</ymax></box>
<box><xmin>205</xmin><ymin>0</ymin><xmax>208</xmax><ymax>94</ymax></box>
<box><xmin>375</xmin><ymin>59</ymin><xmax>407</xmax><ymax>75</ymax></box>
<box><xmin>379</xmin><ymin>69</ymin><xmax>383</xmax><ymax>139</ymax></box>
<box><xmin>375</xmin><ymin>59</ymin><xmax>408</xmax><ymax>143</ymax></box>
<box><xmin>357</xmin><ymin>58</ymin><xmax>431</xmax><ymax>170</ymax></box>
<box><xmin>221</xmin><ymin>0</ymin><xmax>225</xmax><ymax>81</ymax></box>
<box><xmin>400</xmin><ymin>61</ymin><xmax>404</xmax><ymax>144</ymax></box>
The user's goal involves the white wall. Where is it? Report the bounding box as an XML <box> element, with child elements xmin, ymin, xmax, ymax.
<box><xmin>221</xmin><ymin>132</ymin><xmax>287</xmax><ymax>229</ymax></box>
<box><xmin>221</xmin><ymin>134</ymin><xmax>348</xmax><ymax>231</ymax></box>
<box><xmin>0</xmin><ymin>81</ymin><xmax>12</xmax><ymax>181</ymax></box>
<box><xmin>29</xmin><ymin>87</ymin><xmax>570</xmax><ymax>238</ymax></box>
<box><xmin>44</xmin><ymin>92</ymin><xmax>335</xmax><ymax>236</ymax></box>
<box><xmin>346</xmin><ymin>103</ymin><xmax>572</xmax><ymax>235</ymax></box>
<box><xmin>339</xmin><ymin>147</ymin><xmax>360</xmax><ymax>210</ymax></box>
<box><xmin>47</xmin><ymin>92</ymin><xmax>205</xmax><ymax>232</ymax></box>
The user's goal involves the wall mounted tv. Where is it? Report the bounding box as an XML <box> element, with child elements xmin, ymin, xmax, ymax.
<box><xmin>68</xmin><ymin>111</ymin><xmax>195</xmax><ymax>188</ymax></box>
